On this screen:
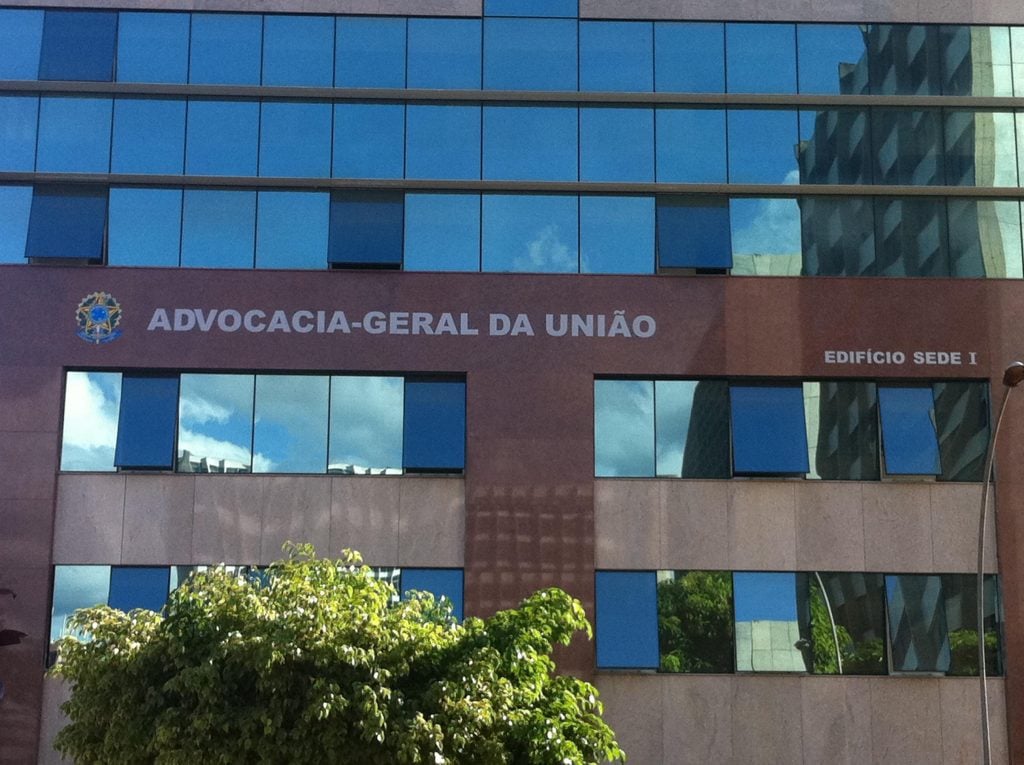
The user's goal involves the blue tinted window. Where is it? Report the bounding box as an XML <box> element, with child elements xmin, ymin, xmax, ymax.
<box><xmin>408</xmin><ymin>18</ymin><xmax>482</xmax><ymax>89</ymax></box>
<box><xmin>111</xmin><ymin>98</ymin><xmax>186</xmax><ymax>174</ymax></box>
<box><xmin>177</xmin><ymin>374</ymin><xmax>254</xmax><ymax>473</ymax></box>
<box><xmin>115</xmin><ymin>375</ymin><xmax>179</xmax><ymax>469</ymax></box>
<box><xmin>727</xmin><ymin>109</ymin><xmax>799</xmax><ymax>184</ymax></box>
<box><xmin>190</xmin><ymin>14</ymin><xmax>262</xmax><ymax>85</ymax></box>
<box><xmin>0</xmin><ymin>186</ymin><xmax>32</xmax><ymax>263</ymax></box>
<box><xmin>26</xmin><ymin>185</ymin><xmax>107</xmax><ymax>262</ymax></box>
<box><xmin>404</xmin><ymin>194</ymin><xmax>481</xmax><ymax>272</ymax></box>
<box><xmin>657</xmin><ymin>198</ymin><xmax>732</xmax><ymax>269</ymax></box>
<box><xmin>730</xmin><ymin>197</ymin><xmax>802</xmax><ymax>275</ymax></box>
<box><xmin>483</xmin><ymin>106</ymin><xmax>578</xmax><ymax>181</ymax></box>
<box><xmin>328</xmin><ymin>376</ymin><xmax>403</xmax><ymax>474</ymax></box>
<box><xmin>181</xmin><ymin>190</ymin><xmax>256</xmax><ymax>268</ymax></box>
<box><xmin>730</xmin><ymin>385</ymin><xmax>809</xmax><ymax>474</ymax></box>
<box><xmin>329</xmin><ymin>191</ymin><xmax>404</xmax><ymax>267</ymax></box>
<box><xmin>872</xmin><ymin>109</ymin><xmax>943</xmax><ymax>186</ymax></box>
<box><xmin>580</xmin><ymin>21</ymin><xmax>653</xmax><ymax>92</ymax></box>
<box><xmin>594</xmin><ymin>379</ymin><xmax>654</xmax><ymax>477</ymax></box>
<box><xmin>0</xmin><ymin>96</ymin><xmax>38</xmax><ymax>172</ymax></box>
<box><xmin>186</xmin><ymin>100</ymin><xmax>259</xmax><ymax>177</ymax></box>
<box><xmin>39</xmin><ymin>10</ymin><xmax>117</xmax><ymax>82</ymax></box>
<box><xmin>656</xmin><ymin>108</ymin><xmax>726</xmax><ymax>183</ymax></box>
<box><xmin>333</xmin><ymin>103</ymin><xmax>405</xmax><ymax>179</ymax></box>
<box><xmin>262</xmin><ymin>15</ymin><xmax>334</xmax><ymax>87</ymax></box>
<box><xmin>580</xmin><ymin>196</ymin><xmax>655</xmax><ymax>274</ymax></box>
<box><xmin>482</xmin><ymin>195</ymin><xmax>578</xmax><ymax>273</ymax></box>
<box><xmin>51</xmin><ymin>565</ymin><xmax>111</xmax><ymax>643</ymax></box>
<box><xmin>259</xmin><ymin>102</ymin><xmax>331</xmax><ymax>178</ymax></box>
<box><xmin>798</xmin><ymin>109</ymin><xmax>872</xmax><ymax>185</ymax></box>
<box><xmin>116</xmin><ymin>12</ymin><xmax>189</xmax><ymax>83</ymax></box>
<box><xmin>734</xmin><ymin>572</ymin><xmax>806</xmax><ymax>672</ymax></box>
<box><xmin>485</xmin><ymin>0</ymin><xmax>577</xmax><ymax>16</ymax></box>
<box><xmin>872</xmin><ymin>197</ymin><xmax>949</xmax><ymax>277</ymax></box>
<box><xmin>580</xmin><ymin>108</ymin><xmax>654</xmax><ymax>182</ymax></box>
<box><xmin>655</xmin><ymin>22</ymin><xmax>724</xmax><ymax>93</ymax></box>
<box><xmin>797</xmin><ymin>24</ymin><xmax>869</xmax><ymax>95</ymax></box>
<box><xmin>37</xmin><ymin>96</ymin><xmax>112</xmax><ymax>173</ymax></box>
<box><xmin>726</xmin><ymin>23</ymin><xmax>796</xmax><ymax>94</ymax></box>
<box><xmin>108</xmin><ymin>188</ymin><xmax>182</xmax><ymax>267</ymax></box>
<box><xmin>870</xmin><ymin>25</ymin><xmax>942</xmax><ymax>96</ymax></box>
<box><xmin>0</xmin><ymin>10</ymin><xmax>43</xmax><ymax>79</ymax></box>
<box><xmin>886</xmin><ymin>575</ymin><xmax>950</xmax><ymax>672</ymax></box>
<box><xmin>253</xmin><ymin>375</ymin><xmax>329</xmax><ymax>474</ymax></box>
<box><xmin>406</xmin><ymin>106</ymin><xmax>481</xmax><ymax>180</ymax></box>
<box><xmin>596</xmin><ymin>571</ymin><xmax>659</xmax><ymax>669</ymax></box>
<box><xmin>401</xmin><ymin>569</ymin><xmax>464</xmax><ymax>620</ymax></box>
<box><xmin>878</xmin><ymin>387</ymin><xmax>941</xmax><ymax>475</ymax></box>
<box><xmin>403</xmin><ymin>380</ymin><xmax>465</xmax><ymax>471</ymax></box>
<box><xmin>945</xmin><ymin>111</ymin><xmax>1017</xmax><ymax>187</ymax></box>
<box><xmin>256</xmin><ymin>192</ymin><xmax>329</xmax><ymax>269</ymax></box>
<box><xmin>483</xmin><ymin>18</ymin><xmax>577</xmax><ymax>90</ymax></box>
<box><xmin>108</xmin><ymin>567</ymin><xmax>170</xmax><ymax>613</ymax></box>
<box><xmin>336</xmin><ymin>17</ymin><xmax>406</xmax><ymax>88</ymax></box>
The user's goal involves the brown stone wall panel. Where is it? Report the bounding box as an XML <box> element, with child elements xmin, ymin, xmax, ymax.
<box><xmin>259</xmin><ymin>475</ymin><xmax>331</xmax><ymax>565</ymax></box>
<box><xmin>939</xmin><ymin>678</ymin><xmax>1009</xmax><ymax>765</ymax></box>
<box><xmin>0</xmin><ymin>367</ymin><xmax>63</xmax><ymax>434</ymax></box>
<box><xmin>794</xmin><ymin>482</ymin><xmax>866</xmax><ymax>571</ymax></box>
<box><xmin>329</xmin><ymin>476</ymin><xmax>401</xmax><ymax>565</ymax></box>
<box><xmin>861</xmin><ymin>483</ymin><xmax>934</xmax><ymax>572</ymax></box>
<box><xmin>397</xmin><ymin>477</ymin><xmax>464</xmax><ymax>567</ymax></box>
<box><xmin>727</xmin><ymin>482</ymin><xmax>797</xmax><ymax>570</ymax></box>
<box><xmin>192</xmin><ymin>475</ymin><xmax>263</xmax><ymax>563</ymax></box>
<box><xmin>0</xmin><ymin>500</ymin><xmax>54</xmax><ymax>569</ymax></box>
<box><xmin>0</xmin><ymin>431</ymin><xmax>58</xmax><ymax>501</ymax></box>
<box><xmin>581</xmin><ymin>0</ymin><xmax>995</xmax><ymax>21</ymax></box>
<box><xmin>731</xmin><ymin>676</ymin><xmax>804</xmax><ymax>764</ymax></box>
<box><xmin>870</xmin><ymin>677</ymin><xmax>944</xmax><ymax>765</ymax></box>
<box><xmin>122</xmin><ymin>474</ymin><xmax>195</xmax><ymax>564</ymax></box>
<box><xmin>661</xmin><ymin>676</ymin><xmax>734</xmax><ymax>765</ymax></box>
<box><xmin>930</xmin><ymin>483</ymin><xmax>997</xmax><ymax>574</ymax></box>
<box><xmin>36</xmin><ymin>679</ymin><xmax>71</xmax><ymax>765</ymax></box>
<box><xmin>595</xmin><ymin>675</ymin><xmax>664</xmax><ymax>765</ymax></box>
<box><xmin>593</xmin><ymin>480</ymin><xmax>660</xmax><ymax>570</ymax></box>
<box><xmin>52</xmin><ymin>474</ymin><xmax>125</xmax><ymax>564</ymax></box>
<box><xmin>800</xmin><ymin>677</ymin><xmax>874</xmax><ymax>765</ymax></box>
<box><xmin>660</xmin><ymin>481</ymin><xmax>730</xmax><ymax>571</ymax></box>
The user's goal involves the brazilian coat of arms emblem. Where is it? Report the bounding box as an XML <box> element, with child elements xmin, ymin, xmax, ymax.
<box><xmin>75</xmin><ymin>292</ymin><xmax>123</xmax><ymax>345</ymax></box>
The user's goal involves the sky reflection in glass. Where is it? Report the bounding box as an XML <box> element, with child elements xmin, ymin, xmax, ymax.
<box><xmin>328</xmin><ymin>376</ymin><xmax>403</xmax><ymax>474</ymax></box>
<box><xmin>253</xmin><ymin>375</ymin><xmax>329</xmax><ymax>474</ymax></box>
<box><xmin>594</xmin><ymin>379</ymin><xmax>654</xmax><ymax>477</ymax></box>
<box><xmin>482</xmin><ymin>195</ymin><xmax>578</xmax><ymax>273</ymax></box>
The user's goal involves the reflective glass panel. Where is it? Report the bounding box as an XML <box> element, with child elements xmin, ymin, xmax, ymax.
<box><xmin>871</xmin><ymin>109</ymin><xmax>943</xmax><ymax>185</ymax></box>
<box><xmin>332</xmin><ymin>103</ymin><xmax>405</xmax><ymax>180</ymax></box>
<box><xmin>111</xmin><ymin>98</ymin><xmax>186</xmax><ymax>174</ymax></box>
<box><xmin>657</xmin><ymin>197</ymin><xmax>732</xmax><ymax>270</ymax></box>
<box><xmin>0</xmin><ymin>96</ymin><xmax>38</xmax><ymax>172</ymax></box>
<box><xmin>26</xmin><ymin>185</ymin><xmax>107</xmax><ymax>262</ymax></box>
<box><xmin>655</xmin><ymin>108</ymin><xmax>726</xmax><ymax>183</ymax></box>
<box><xmin>255</xmin><ymin>192</ymin><xmax>329</xmax><ymax>270</ymax></box>
<box><xmin>0</xmin><ymin>9</ymin><xmax>43</xmax><ymax>79</ymax></box>
<box><xmin>328</xmin><ymin>376</ymin><xmax>403</xmax><ymax>474</ymax></box>
<box><xmin>873</xmin><ymin>197</ymin><xmax>950</xmax><ymax>277</ymax></box>
<box><xmin>655</xmin><ymin>380</ymin><xmax>730</xmax><ymax>478</ymax></box>
<box><xmin>727</xmin><ymin>109</ymin><xmax>799</xmax><ymax>184</ymax></box>
<box><xmin>944</xmin><ymin>111</ymin><xmax>1018</xmax><ymax>187</ymax></box>
<box><xmin>596</xmin><ymin>571</ymin><xmax>659</xmax><ymax>670</ymax></box>
<box><xmin>886</xmin><ymin>575</ymin><xmax>950</xmax><ymax>672</ymax></box>
<box><xmin>942</xmin><ymin>574</ymin><xmax>1002</xmax><ymax>676</ymax></box>
<box><xmin>108</xmin><ymin>188</ymin><xmax>182</xmax><ymax>267</ymax></box>
<box><xmin>933</xmin><ymin>381</ymin><xmax>990</xmax><ymax>482</ymax></box>
<box><xmin>483</xmin><ymin>106</ymin><xmax>578</xmax><ymax>181</ymax></box>
<box><xmin>1013</xmin><ymin>28</ymin><xmax>1024</xmax><ymax>97</ymax></box>
<box><xmin>177</xmin><ymin>374</ymin><xmax>254</xmax><ymax>473</ymax></box>
<box><xmin>406</xmin><ymin>106</ymin><xmax>481</xmax><ymax>180</ymax></box>
<box><xmin>799</xmin><ymin>572</ymin><xmax>886</xmax><ymax>675</ymax></box>
<box><xmin>60</xmin><ymin>372</ymin><xmax>121</xmax><ymax>471</ymax></box>
<box><xmin>483</xmin><ymin>18</ymin><xmax>577</xmax><ymax>91</ymax></box>
<box><xmin>730</xmin><ymin>198</ymin><xmax>802</xmax><ymax>276</ymax></box>
<box><xmin>115</xmin><ymin>375</ymin><xmax>179</xmax><ymax>470</ymax></box>
<box><xmin>336</xmin><ymin>17</ymin><xmax>406</xmax><ymax>88</ymax></box>
<box><xmin>401</xmin><ymin>569</ymin><xmax>464</xmax><ymax>621</ymax></box>
<box><xmin>181</xmin><ymin>190</ymin><xmax>256</xmax><ymax>268</ymax></box>
<box><xmin>579</xmin><ymin>21</ymin><xmax>653</xmax><ymax>92</ymax></box>
<box><xmin>0</xmin><ymin>186</ymin><xmax>32</xmax><ymax>263</ymax></box>
<box><xmin>726</xmin><ymin>23</ymin><xmax>796</xmax><ymax>94</ymax></box>
<box><xmin>328</xmin><ymin>191</ymin><xmax>404</xmax><ymax>267</ymax></box>
<box><xmin>259</xmin><ymin>102</ymin><xmax>331</xmax><ymax>178</ymax></box>
<box><xmin>733</xmin><ymin>572</ymin><xmax>807</xmax><ymax>672</ymax></box>
<box><xmin>798</xmin><ymin>109</ymin><xmax>872</xmax><ymax>185</ymax></box>
<box><xmin>116</xmin><ymin>12</ymin><xmax>189</xmax><ymax>83</ymax></box>
<box><xmin>580</xmin><ymin>107</ymin><xmax>654</xmax><ymax>182</ymax></box>
<box><xmin>797</xmin><ymin>24</ymin><xmax>870</xmax><ymax>95</ymax></box>
<box><xmin>39</xmin><ymin>10</ymin><xmax>116</xmax><ymax>81</ymax></box>
<box><xmin>657</xmin><ymin>570</ymin><xmax>734</xmax><ymax>673</ymax></box>
<box><xmin>484</xmin><ymin>0</ymin><xmax>577</xmax><ymax>16</ymax></box>
<box><xmin>800</xmin><ymin>196</ymin><xmax>876</xmax><ymax>276</ymax></box>
<box><xmin>869</xmin><ymin>25</ymin><xmax>942</xmax><ymax>95</ymax></box>
<box><xmin>947</xmin><ymin>199</ymin><xmax>1024</xmax><ymax>278</ymax></box>
<box><xmin>262</xmin><ymin>15</ymin><xmax>334</xmax><ymax>87</ymax></box>
<box><xmin>730</xmin><ymin>385</ymin><xmax>810</xmax><ymax>475</ymax></box>
<box><xmin>404</xmin><ymin>194</ymin><xmax>481</xmax><ymax>272</ymax></box>
<box><xmin>580</xmin><ymin>196</ymin><xmax>654</xmax><ymax>275</ymax></box>
<box><xmin>654</xmin><ymin>22</ymin><xmax>724</xmax><ymax>93</ymax></box>
<box><xmin>940</xmin><ymin>26</ymin><xmax>1013</xmax><ymax>97</ymax></box>
<box><xmin>50</xmin><ymin>565</ymin><xmax>110</xmax><ymax>643</ymax></box>
<box><xmin>407</xmin><ymin>18</ymin><xmax>482</xmax><ymax>89</ymax></box>
<box><xmin>481</xmin><ymin>194</ymin><xmax>578</xmax><ymax>273</ymax></box>
<box><xmin>594</xmin><ymin>379</ymin><xmax>654</xmax><ymax>477</ymax></box>
<box><xmin>877</xmin><ymin>386</ymin><xmax>941</xmax><ymax>475</ymax></box>
<box><xmin>189</xmin><ymin>14</ymin><xmax>262</xmax><ymax>85</ymax></box>
<box><xmin>803</xmin><ymin>381</ymin><xmax>880</xmax><ymax>481</ymax></box>
<box><xmin>403</xmin><ymin>380</ymin><xmax>466</xmax><ymax>472</ymax></box>
<box><xmin>108</xmin><ymin>567</ymin><xmax>170</xmax><ymax>613</ymax></box>
<box><xmin>253</xmin><ymin>375</ymin><xmax>329</xmax><ymax>474</ymax></box>
<box><xmin>36</xmin><ymin>96</ymin><xmax>112</xmax><ymax>173</ymax></box>
<box><xmin>186</xmin><ymin>100</ymin><xmax>259</xmax><ymax>177</ymax></box>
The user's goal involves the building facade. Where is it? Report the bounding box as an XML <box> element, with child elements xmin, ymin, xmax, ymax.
<box><xmin>3</xmin><ymin>0</ymin><xmax>1024</xmax><ymax>762</ymax></box>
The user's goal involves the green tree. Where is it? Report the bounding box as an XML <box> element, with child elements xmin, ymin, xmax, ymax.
<box><xmin>51</xmin><ymin>546</ymin><xmax>624</xmax><ymax>765</ymax></box>
<box><xmin>657</xmin><ymin>571</ymin><xmax>733</xmax><ymax>673</ymax></box>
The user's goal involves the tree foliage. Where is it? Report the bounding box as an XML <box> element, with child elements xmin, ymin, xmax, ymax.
<box><xmin>656</xmin><ymin>571</ymin><xmax>733</xmax><ymax>673</ymax></box>
<box><xmin>51</xmin><ymin>546</ymin><xmax>624</xmax><ymax>765</ymax></box>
